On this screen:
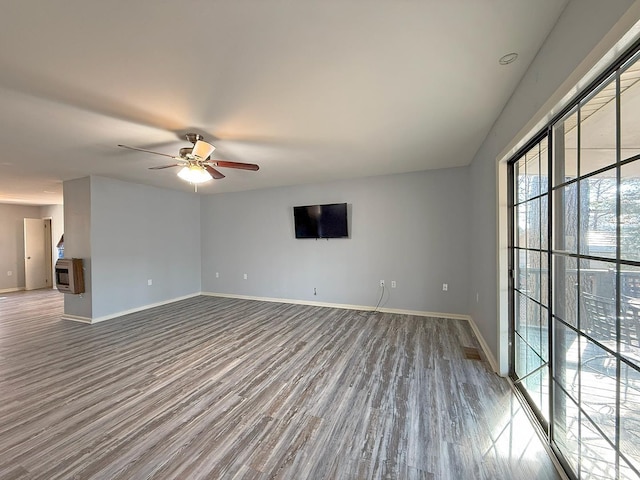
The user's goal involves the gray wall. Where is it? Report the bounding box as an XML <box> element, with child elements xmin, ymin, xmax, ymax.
<box><xmin>90</xmin><ymin>176</ymin><xmax>201</xmax><ymax>319</ymax></box>
<box><xmin>201</xmin><ymin>168</ymin><xmax>470</xmax><ymax>315</ymax></box>
<box><xmin>0</xmin><ymin>203</ymin><xmax>42</xmax><ymax>291</ymax></box>
<box><xmin>468</xmin><ymin>0</ymin><xmax>636</xmax><ymax>367</ymax></box>
<box><xmin>63</xmin><ymin>177</ymin><xmax>92</xmax><ymax>318</ymax></box>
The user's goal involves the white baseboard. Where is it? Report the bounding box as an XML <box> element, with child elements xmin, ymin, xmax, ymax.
<box><xmin>62</xmin><ymin>292</ymin><xmax>201</xmax><ymax>324</ymax></box>
<box><xmin>60</xmin><ymin>290</ymin><xmax>499</xmax><ymax>375</ymax></box>
<box><xmin>61</xmin><ymin>314</ymin><xmax>92</xmax><ymax>324</ymax></box>
<box><xmin>467</xmin><ymin>315</ymin><xmax>499</xmax><ymax>374</ymax></box>
<box><xmin>200</xmin><ymin>291</ymin><xmax>470</xmax><ymax>322</ymax></box>
<box><xmin>202</xmin><ymin>292</ymin><xmax>499</xmax><ymax>371</ymax></box>
<box><xmin>381</xmin><ymin>307</ymin><xmax>470</xmax><ymax>321</ymax></box>
<box><xmin>0</xmin><ymin>287</ymin><xmax>25</xmax><ymax>294</ymax></box>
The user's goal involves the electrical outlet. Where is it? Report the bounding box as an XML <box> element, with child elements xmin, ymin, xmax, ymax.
<box><xmin>391</xmin><ymin>280</ymin><xmax>396</xmax><ymax>288</ymax></box>
<box><xmin>147</xmin><ymin>279</ymin><xmax>153</xmax><ymax>286</ymax></box>
<box><xmin>380</xmin><ymin>280</ymin><xmax>385</xmax><ymax>287</ymax></box>
<box><xmin>314</xmin><ymin>287</ymin><xmax>317</xmax><ymax>296</ymax></box>
<box><xmin>442</xmin><ymin>283</ymin><xmax>448</xmax><ymax>291</ymax></box>
<box><xmin>215</xmin><ymin>272</ymin><xmax>219</xmax><ymax>278</ymax></box>
<box><xmin>7</xmin><ymin>271</ymin><xmax>12</xmax><ymax>276</ymax></box>
<box><xmin>243</xmin><ymin>273</ymin><xmax>248</xmax><ymax>280</ymax></box>
<box><xmin>476</xmin><ymin>292</ymin><xmax>479</xmax><ymax>303</ymax></box>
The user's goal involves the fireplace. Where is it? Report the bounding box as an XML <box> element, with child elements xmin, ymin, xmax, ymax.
<box><xmin>55</xmin><ymin>258</ymin><xmax>84</xmax><ymax>294</ymax></box>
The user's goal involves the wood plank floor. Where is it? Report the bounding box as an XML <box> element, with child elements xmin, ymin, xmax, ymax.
<box><xmin>0</xmin><ymin>289</ymin><xmax>561</xmax><ymax>479</ymax></box>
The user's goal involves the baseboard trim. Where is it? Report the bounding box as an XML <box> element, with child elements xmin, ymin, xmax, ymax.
<box><xmin>200</xmin><ymin>291</ymin><xmax>470</xmax><ymax>321</ymax></box>
<box><xmin>62</xmin><ymin>292</ymin><xmax>201</xmax><ymax>324</ymax></box>
<box><xmin>61</xmin><ymin>314</ymin><xmax>92</xmax><ymax>324</ymax></box>
<box><xmin>61</xmin><ymin>290</ymin><xmax>499</xmax><ymax>375</ymax></box>
<box><xmin>202</xmin><ymin>292</ymin><xmax>502</xmax><ymax>370</ymax></box>
<box><xmin>0</xmin><ymin>287</ymin><xmax>25</xmax><ymax>294</ymax></box>
<box><xmin>90</xmin><ymin>293</ymin><xmax>201</xmax><ymax>324</ymax></box>
<box><xmin>467</xmin><ymin>315</ymin><xmax>499</xmax><ymax>374</ymax></box>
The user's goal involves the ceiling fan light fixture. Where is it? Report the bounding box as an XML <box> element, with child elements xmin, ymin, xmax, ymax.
<box><xmin>177</xmin><ymin>165</ymin><xmax>212</xmax><ymax>184</ymax></box>
<box><xmin>118</xmin><ymin>133</ymin><xmax>258</xmax><ymax>185</ymax></box>
<box><xmin>191</xmin><ymin>140</ymin><xmax>216</xmax><ymax>159</ymax></box>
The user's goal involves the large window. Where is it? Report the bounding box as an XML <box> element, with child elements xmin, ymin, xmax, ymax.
<box><xmin>510</xmin><ymin>49</ymin><xmax>640</xmax><ymax>479</ymax></box>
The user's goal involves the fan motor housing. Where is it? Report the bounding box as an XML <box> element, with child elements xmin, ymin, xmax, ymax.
<box><xmin>185</xmin><ymin>133</ymin><xmax>203</xmax><ymax>144</ymax></box>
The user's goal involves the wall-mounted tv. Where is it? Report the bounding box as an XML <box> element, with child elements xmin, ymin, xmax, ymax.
<box><xmin>293</xmin><ymin>203</ymin><xmax>348</xmax><ymax>239</ymax></box>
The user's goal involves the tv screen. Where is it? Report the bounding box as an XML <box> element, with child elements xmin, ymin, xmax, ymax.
<box><xmin>293</xmin><ymin>203</ymin><xmax>348</xmax><ymax>239</ymax></box>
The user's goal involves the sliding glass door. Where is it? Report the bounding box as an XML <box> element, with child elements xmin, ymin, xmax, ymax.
<box><xmin>509</xmin><ymin>49</ymin><xmax>640</xmax><ymax>479</ymax></box>
<box><xmin>512</xmin><ymin>137</ymin><xmax>551</xmax><ymax>426</ymax></box>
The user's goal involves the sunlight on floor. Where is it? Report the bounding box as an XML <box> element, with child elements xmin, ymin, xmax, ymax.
<box><xmin>482</xmin><ymin>393</ymin><xmax>558</xmax><ymax>477</ymax></box>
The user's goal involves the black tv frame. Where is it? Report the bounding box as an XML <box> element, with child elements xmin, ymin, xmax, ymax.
<box><xmin>293</xmin><ymin>203</ymin><xmax>349</xmax><ymax>239</ymax></box>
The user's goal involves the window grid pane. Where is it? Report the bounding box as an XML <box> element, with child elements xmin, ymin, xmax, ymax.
<box><xmin>510</xmin><ymin>46</ymin><xmax>640</xmax><ymax>480</ymax></box>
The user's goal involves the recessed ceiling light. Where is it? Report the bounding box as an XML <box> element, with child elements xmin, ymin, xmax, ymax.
<box><xmin>44</xmin><ymin>190</ymin><xmax>56</xmax><ymax>194</ymax></box>
<box><xmin>499</xmin><ymin>53</ymin><xmax>518</xmax><ymax>65</ymax></box>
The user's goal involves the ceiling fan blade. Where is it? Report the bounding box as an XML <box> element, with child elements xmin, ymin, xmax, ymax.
<box><xmin>211</xmin><ymin>160</ymin><xmax>260</xmax><ymax>171</ymax></box>
<box><xmin>118</xmin><ymin>144</ymin><xmax>177</xmax><ymax>159</ymax></box>
<box><xmin>205</xmin><ymin>165</ymin><xmax>225</xmax><ymax>179</ymax></box>
<box><xmin>149</xmin><ymin>164</ymin><xmax>181</xmax><ymax>170</ymax></box>
<box><xmin>192</xmin><ymin>140</ymin><xmax>216</xmax><ymax>159</ymax></box>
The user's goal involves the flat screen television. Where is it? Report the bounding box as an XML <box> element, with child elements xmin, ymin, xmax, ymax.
<box><xmin>293</xmin><ymin>203</ymin><xmax>348</xmax><ymax>239</ymax></box>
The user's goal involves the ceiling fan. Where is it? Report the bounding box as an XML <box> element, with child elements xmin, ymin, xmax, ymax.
<box><xmin>118</xmin><ymin>133</ymin><xmax>259</xmax><ymax>185</ymax></box>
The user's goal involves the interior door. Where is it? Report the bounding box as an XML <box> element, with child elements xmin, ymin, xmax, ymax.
<box><xmin>24</xmin><ymin>218</ymin><xmax>48</xmax><ymax>291</ymax></box>
<box><xmin>43</xmin><ymin>219</ymin><xmax>52</xmax><ymax>286</ymax></box>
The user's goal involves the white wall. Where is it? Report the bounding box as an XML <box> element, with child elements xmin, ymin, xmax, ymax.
<box><xmin>468</xmin><ymin>0</ymin><xmax>638</xmax><ymax>372</ymax></box>
<box><xmin>0</xmin><ymin>203</ymin><xmax>42</xmax><ymax>291</ymax></box>
<box><xmin>0</xmin><ymin>203</ymin><xmax>63</xmax><ymax>292</ymax></box>
<box><xmin>201</xmin><ymin>168</ymin><xmax>470</xmax><ymax>316</ymax></box>
<box><xmin>90</xmin><ymin>176</ymin><xmax>201</xmax><ymax>319</ymax></box>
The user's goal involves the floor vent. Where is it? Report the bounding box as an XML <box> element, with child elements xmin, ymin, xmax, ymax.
<box><xmin>462</xmin><ymin>347</ymin><xmax>482</xmax><ymax>361</ymax></box>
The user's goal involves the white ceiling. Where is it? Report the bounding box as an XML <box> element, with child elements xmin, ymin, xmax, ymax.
<box><xmin>0</xmin><ymin>0</ymin><xmax>569</xmax><ymax>205</ymax></box>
